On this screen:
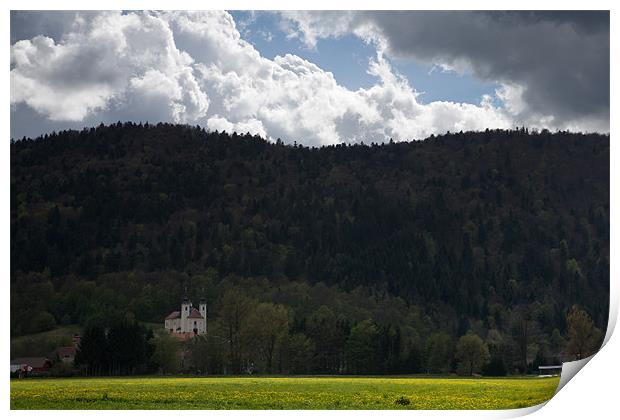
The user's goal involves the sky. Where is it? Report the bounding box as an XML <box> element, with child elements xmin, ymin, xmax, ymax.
<box><xmin>9</xmin><ymin>10</ymin><xmax>610</xmax><ymax>145</ymax></box>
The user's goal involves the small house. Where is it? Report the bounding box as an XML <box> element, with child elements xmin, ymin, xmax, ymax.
<box><xmin>53</xmin><ymin>346</ymin><xmax>77</xmax><ymax>364</ymax></box>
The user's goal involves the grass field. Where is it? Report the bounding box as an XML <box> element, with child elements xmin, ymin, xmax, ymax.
<box><xmin>10</xmin><ymin>376</ymin><xmax>560</xmax><ymax>410</ymax></box>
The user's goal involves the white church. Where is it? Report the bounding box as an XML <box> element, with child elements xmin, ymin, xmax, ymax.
<box><xmin>164</xmin><ymin>297</ymin><xmax>207</xmax><ymax>339</ymax></box>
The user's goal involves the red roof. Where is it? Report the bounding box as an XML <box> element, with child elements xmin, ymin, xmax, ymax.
<box><xmin>188</xmin><ymin>308</ymin><xmax>204</xmax><ymax>319</ymax></box>
<box><xmin>56</xmin><ymin>347</ymin><xmax>76</xmax><ymax>358</ymax></box>
<box><xmin>11</xmin><ymin>357</ymin><xmax>52</xmax><ymax>370</ymax></box>
<box><xmin>165</xmin><ymin>311</ymin><xmax>181</xmax><ymax>320</ymax></box>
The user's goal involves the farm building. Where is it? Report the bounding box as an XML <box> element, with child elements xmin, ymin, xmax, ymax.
<box><xmin>538</xmin><ymin>365</ymin><xmax>562</xmax><ymax>377</ymax></box>
<box><xmin>52</xmin><ymin>346</ymin><xmax>77</xmax><ymax>364</ymax></box>
<box><xmin>164</xmin><ymin>297</ymin><xmax>207</xmax><ymax>338</ymax></box>
<box><xmin>10</xmin><ymin>357</ymin><xmax>52</xmax><ymax>375</ymax></box>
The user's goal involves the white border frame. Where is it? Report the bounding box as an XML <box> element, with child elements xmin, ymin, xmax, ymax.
<box><xmin>3</xmin><ymin>2</ymin><xmax>616</xmax><ymax>419</ymax></box>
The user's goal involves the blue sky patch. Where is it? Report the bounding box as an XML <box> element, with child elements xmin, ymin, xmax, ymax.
<box><xmin>231</xmin><ymin>11</ymin><xmax>500</xmax><ymax>106</ymax></box>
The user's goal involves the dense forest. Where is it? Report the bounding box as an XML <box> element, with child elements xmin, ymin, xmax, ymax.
<box><xmin>11</xmin><ymin>122</ymin><xmax>608</xmax><ymax>375</ymax></box>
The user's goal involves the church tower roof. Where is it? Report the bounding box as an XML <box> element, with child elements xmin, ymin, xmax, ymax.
<box><xmin>182</xmin><ymin>283</ymin><xmax>189</xmax><ymax>303</ymax></box>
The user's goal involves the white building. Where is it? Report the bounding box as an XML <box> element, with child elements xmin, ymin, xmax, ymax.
<box><xmin>164</xmin><ymin>297</ymin><xmax>207</xmax><ymax>337</ymax></box>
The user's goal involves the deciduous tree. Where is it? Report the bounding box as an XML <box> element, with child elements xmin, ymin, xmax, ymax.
<box><xmin>565</xmin><ymin>306</ymin><xmax>603</xmax><ymax>360</ymax></box>
<box><xmin>455</xmin><ymin>332</ymin><xmax>490</xmax><ymax>376</ymax></box>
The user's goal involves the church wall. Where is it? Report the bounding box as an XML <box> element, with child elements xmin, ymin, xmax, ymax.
<box><xmin>164</xmin><ymin>302</ymin><xmax>207</xmax><ymax>335</ymax></box>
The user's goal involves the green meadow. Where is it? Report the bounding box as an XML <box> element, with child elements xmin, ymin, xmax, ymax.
<box><xmin>10</xmin><ymin>376</ymin><xmax>560</xmax><ymax>410</ymax></box>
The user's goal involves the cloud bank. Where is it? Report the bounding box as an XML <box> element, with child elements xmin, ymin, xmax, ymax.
<box><xmin>10</xmin><ymin>11</ymin><xmax>609</xmax><ymax>144</ymax></box>
<box><xmin>279</xmin><ymin>11</ymin><xmax>610</xmax><ymax>133</ymax></box>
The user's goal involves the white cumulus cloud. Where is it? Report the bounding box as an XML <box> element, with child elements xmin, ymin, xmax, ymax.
<box><xmin>12</xmin><ymin>10</ymin><xmax>526</xmax><ymax>144</ymax></box>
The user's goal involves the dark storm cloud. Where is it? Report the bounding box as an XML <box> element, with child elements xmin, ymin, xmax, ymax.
<box><xmin>502</xmin><ymin>11</ymin><xmax>609</xmax><ymax>34</ymax></box>
<box><xmin>357</xmin><ymin>11</ymin><xmax>609</xmax><ymax>126</ymax></box>
<box><xmin>10</xmin><ymin>11</ymin><xmax>91</xmax><ymax>44</ymax></box>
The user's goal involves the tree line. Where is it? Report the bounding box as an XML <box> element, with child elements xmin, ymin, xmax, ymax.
<box><xmin>75</xmin><ymin>288</ymin><xmax>602</xmax><ymax>376</ymax></box>
<box><xmin>11</xmin><ymin>123</ymin><xmax>608</xmax><ymax>374</ymax></box>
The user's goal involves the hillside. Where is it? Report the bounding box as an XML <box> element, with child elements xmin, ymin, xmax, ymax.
<box><xmin>10</xmin><ymin>123</ymin><xmax>609</xmax><ymax>372</ymax></box>
<box><xmin>10</xmin><ymin>325</ymin><xmax>81</xmax><ymax>359</ymax></box>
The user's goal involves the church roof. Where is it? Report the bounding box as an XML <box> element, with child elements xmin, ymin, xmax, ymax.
<box><xmin>165</xmin><ymin>311</ymin><xmax>181</xmax><ymax>320</ymax></box>
<box><xmin>188</xmin><ymin>308</ymin><xmax>204</xmax><ymax>319</ymax></box>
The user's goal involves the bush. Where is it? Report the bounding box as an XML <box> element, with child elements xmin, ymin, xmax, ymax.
<box><xmin>482</xmin><ymin>357</ymin><xmax>507</xmax><ymax>376</ymax></box>
<box><xmin>29</xmin><ymin>311</ymin><xmax>56</xmax><ymax>333</ymax></box>
<box><xmin>394</xmin><ymin>396</ymin><xmax>411</xmax><ymax>406</ymax></box>
<box><xmin>49</xmin><ymin>361</ymin><xmax>78</xmax><ymax>377</ymax></box>
<box><xmin>60</xmin><ymin>314</ymin><xmax>72</xmax><ymax>326</ymax></box>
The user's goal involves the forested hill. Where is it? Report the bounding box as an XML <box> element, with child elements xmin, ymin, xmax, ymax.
<box><xmin>11</xmin><ymin>123</ymin><xmax>609</xmax><ymax>344</ymax></box>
